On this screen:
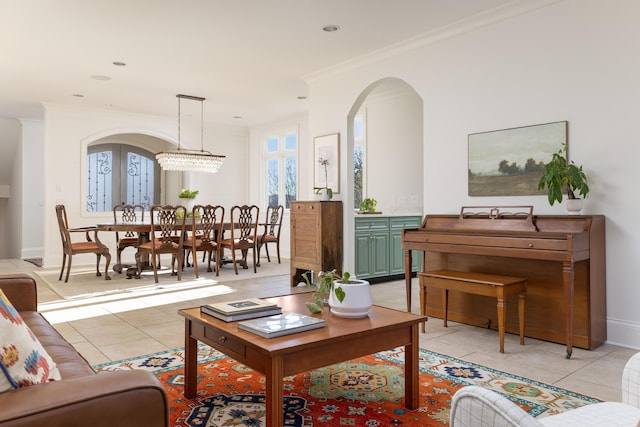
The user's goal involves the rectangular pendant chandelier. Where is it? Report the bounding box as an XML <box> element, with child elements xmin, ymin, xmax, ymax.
<box><xmin>156</xmin><ymin>94</ymin><xmax>225</xmax><ymax>173</ymax></box>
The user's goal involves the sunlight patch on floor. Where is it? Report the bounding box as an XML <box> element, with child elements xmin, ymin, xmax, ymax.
<box><xmin>39</xmin><ymin>281</ymin><xmax>236</xmax><ymax>324</ymax></box>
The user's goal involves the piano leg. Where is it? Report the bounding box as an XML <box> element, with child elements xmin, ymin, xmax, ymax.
<box><xmin>563</xmin><ymin>261</ymin><xmax>575</xmax><ymax>359</ymax></box>
<box><xmin>404</xmin><ymin>250</ymin><xmax>413</xmax><ymax>312</ymax></box>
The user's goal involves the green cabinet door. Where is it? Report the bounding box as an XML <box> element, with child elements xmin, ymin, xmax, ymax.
<box><xmin>354</xmin><ymin>217</ymin><xmax>390</xmax><ymax>279</ymax></box>
<box><xmin>389</xmin><ymin>216</ymin><xmax>422</xmax><ymax>275</ymax></box>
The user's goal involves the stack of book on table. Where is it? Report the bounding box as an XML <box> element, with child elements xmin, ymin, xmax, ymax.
<box><xmin>200</xmin><ymin>298</ymin><xmax>282</xmax><ymax>322</ymax></box>
<box><xmin>238</xmin><ymin>312</ymin><xmax>326</xmax><ymax>338</ymax></box>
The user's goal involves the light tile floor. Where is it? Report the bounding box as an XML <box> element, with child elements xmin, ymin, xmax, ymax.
<box><xmin>3</xmin><ymin>258</ymin><xmax>636</xmax><ymax>403</ymax></box>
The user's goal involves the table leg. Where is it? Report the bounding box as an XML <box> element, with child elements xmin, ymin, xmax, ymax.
<box><xmin>405</xmin><ymin>323</ymin><xmax>420</xmax><ymax>409</ymax></box>
<box><xmin>265</xmin><ymin>355</ymin><xmax>284</xmax><ymax>427</ymax></box>
<box><xmin>184</xmin><ymin>320</ymin><xmax>198</xmax><ymax>399</ymax></box>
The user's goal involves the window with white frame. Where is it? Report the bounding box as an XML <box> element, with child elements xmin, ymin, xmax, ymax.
<box><xmin>264</xmin><ymin>132</ymin><xmax>297</xmax><ymax>208</ymax></box>
<box><xmin>86</xmin><ymin>143</ymin><xmax>159</xmax><ymax>212</ymax></box>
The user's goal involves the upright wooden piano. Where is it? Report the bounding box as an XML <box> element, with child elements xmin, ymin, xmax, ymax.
<box><xmin>402</xmin><ymin>206</ymin><xmax>606</xmax><ymax>358</ymax></box>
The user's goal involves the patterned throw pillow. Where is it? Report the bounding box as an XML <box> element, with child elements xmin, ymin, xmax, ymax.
<box><xmin>0</xmin><ymin>289</ymin><xmax>61</xmax><ymax>392</ymax></box>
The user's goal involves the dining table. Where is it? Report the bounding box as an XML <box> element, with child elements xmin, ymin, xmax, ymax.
<box><xmin>96</xmin><ymin>219</ymin><xmax>263</xmax><ymax>277</ymax></box>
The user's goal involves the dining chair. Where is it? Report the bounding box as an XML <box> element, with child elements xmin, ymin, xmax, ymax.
<box><xmin>55</xmin><ymin>204</ymin><xmax>111</xmax><ymax>282</ymax></box>
<box><xmin>135</xmin><ymin>205</ymin><xmax>187</xmax><ymax>283</ymax></box>
<box><xmin>220</xmin><ymin>205</ymin><xmax>260</xmax><ymax>274</ymax></box>
<box><xmin>185</xmin><ymin>204</ymin><xmax>224</xmax><ymax>277</ymax></box>
<box><xmin>112</xmin><ymin>204</ymin><xmax>144</xmax><ymax>271</ymax></box>
<box><xmin>256</xmin><ymin>204</ymin><xmax>283</xmax><ymax>266</ymax></box>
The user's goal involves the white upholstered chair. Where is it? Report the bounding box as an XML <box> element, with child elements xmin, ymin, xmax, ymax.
<box><xmin>450</xmin><ymin>352</ymin><xmax>640</xmax><ymax>427</ymax></box>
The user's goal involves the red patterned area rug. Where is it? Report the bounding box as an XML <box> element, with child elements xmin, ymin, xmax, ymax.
<box><xmin>95</xmin><ymin>345</ymin><xmax>599</xmax><ymax>426</ymax></box>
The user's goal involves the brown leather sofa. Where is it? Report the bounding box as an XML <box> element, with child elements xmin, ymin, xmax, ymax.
<box><xmin>0</xmin><ymin>274</ymin><xmax>169</xmax><ymax>427</ymax></box>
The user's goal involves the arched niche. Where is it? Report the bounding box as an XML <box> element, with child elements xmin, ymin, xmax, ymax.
<box><xmin>347</xmin><ymin>78</ymin><xmax>424</xmax><ymax>215</ymax></box>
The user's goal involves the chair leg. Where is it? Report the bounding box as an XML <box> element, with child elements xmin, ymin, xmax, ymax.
<box><xmin>265</xmin><ymin>243</ymin><xmax>271</xmax><ymax>263</ymax></box>
<box><xmin>65</xmin><ymin>255</ymin><xmax>72</xmax><ymax>283</ymax></box>
<box><xmin>276</xmin><ymin>242</ymin><xmax>281</xmax><ymax>264</ymax></box>
<box><xmin>206</xmin><ymin>251</ymin><xmax>213</xmax><ymax>272</ymax></box>
<box><xmin>176</xmin><ymin>252</ymin><xmax>183</xmax><ymax>281</ymax></box>
<box><xmin>193</xmin><ymin>248</ymin><xmax>200</xmax><ymax>278</ymax></box>
<box><xmin>59</xmin><ymin>254</ymin><xmax>67</xmax><ymax>281</ymax></box>
<box><xmin>256</xmin><ymin>241</ymin><xmax>263</xmax><ymax>267</ymax></box>
<box><xmin>231</xmin><ymin>249</ymin><xmax>238</xmax><ymax>274</ymax></box>
<box><xmin>214</xmin><ymin>247</ymin><xmax>221</xmax><ymax>276</ymax></box>
<box><xmin>151</xmin><ymin>251</ymin><xmax>159</xmax><ymax>283</ymax></box>
<box><xmin>252</xmin><ymin>246</ymin><xmax>257</xmax><ymax>273</ymax></box>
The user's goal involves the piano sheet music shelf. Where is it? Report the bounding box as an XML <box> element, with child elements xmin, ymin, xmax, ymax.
<box><xmin>402</xmin><ymin>206</ymin><xmax>606</xmax><ymax>359</ymax></box>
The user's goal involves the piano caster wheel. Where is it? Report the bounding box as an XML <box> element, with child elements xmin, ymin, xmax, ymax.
<box><xmin>566</xmin><ymin>351</ymin><xmax>572</xmax><ymax>359</ymax></box>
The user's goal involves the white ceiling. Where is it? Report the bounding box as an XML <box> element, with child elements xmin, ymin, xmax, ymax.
<box><xmin>2</xmin><ymin>0</ymin><xmax>519</xmax><ymax>128</ymax></box>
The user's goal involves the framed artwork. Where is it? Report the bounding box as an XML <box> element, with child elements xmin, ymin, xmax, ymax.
<box><xmin>468</xmin><ymin>121</ymin><xmax>567</xmax><ymax>197</ymax></box>
<box><xmin>314</xmin><ymin>133</ymin><xmax>340</xmax><ymax>194</ymax></box>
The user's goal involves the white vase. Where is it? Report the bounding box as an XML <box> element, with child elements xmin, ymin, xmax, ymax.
<box><xmin>180</xmin><ymin>197</ymin><xmax>196</xmax><ymax>213</ymax></box>
<box><xmin>318</xmin><ymin>189</ymin><xmax>331</xmax><ymax>201</ymax></box>
<box><xmin>328</xmin><ymin>279</ymin><xmax>372</xmax><ymax>318</ymax></box>
<box><xmin>566</xmin><ymin>198</ymin><xmax>583</xmax><ymax>214</ymax></box>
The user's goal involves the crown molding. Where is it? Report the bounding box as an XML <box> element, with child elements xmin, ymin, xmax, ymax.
<box><xmin>304</xmin><ymin>0</ymin><xmax>562</xmax><ymax>84</ymax></box>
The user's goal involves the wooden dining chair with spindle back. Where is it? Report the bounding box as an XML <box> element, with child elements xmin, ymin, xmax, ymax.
<box><xmin>256</xmin><ymin>204</ymin><xmax>284</xmax><ymax>266</ymax></box>
<box><xmin>55</xmin><ymin>204</ymin><xmax>111</xmax><ymax>282</ymax></box>
<box><xmin>185</xmin><ymin>204</ymin><xmax>225</xmax><ymax>277</ymax></box>
<box><xmin>112</xmin><ymin>204</ymin><xmax>144</xmax><ymax>270</ymax></box>
<box><xmin>135</xmin><ymin>205</ymin><xmax>187</xmax><ymax>283</ymax></box>
<box><xmin>220</xmin><ymin>205</ymin><xmax>260</xmax><ymax>274</ymax></box>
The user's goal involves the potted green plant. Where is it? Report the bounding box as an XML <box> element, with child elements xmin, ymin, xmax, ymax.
<box><xmin>537</xmin><ymin>143</ymin><xmax>589</xmax><ymax>211</ymax></box>
<box><xmin>178</xmin><ymin>189</ymin><xmax>199</xmax><ymax>199</ymax></box>
<box><xmin>359</xmin><ymin>197</ymin><xmax>377</xmax><ymax>213</ymax></box>
<box><xmin>178</xmin><ymin>188</ymin><xmax>199</xmax><ymax>214</ymax></box>
<box><xmin>303</xmin><ymin>270</ymin><xmax>372</xmax><ymax>318</ymax></box>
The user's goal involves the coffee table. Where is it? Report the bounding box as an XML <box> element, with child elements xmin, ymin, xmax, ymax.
<box><xmin>178</xmin><ymin>293</ymin><xmax>426</xmax><ymax>427</ymax></box>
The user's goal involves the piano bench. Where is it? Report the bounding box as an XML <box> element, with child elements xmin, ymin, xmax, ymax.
<box><xmin>418</xmin><ymin>269</ymin><xmax>527</xmax><ymax>353</ymax></box>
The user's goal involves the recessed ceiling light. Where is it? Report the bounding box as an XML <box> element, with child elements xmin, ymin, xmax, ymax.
<box><xmin>72</xmin><ymin>94</ymin><xmax>84</xmax><ymax>98</ymax></box>
<box><xmin>91</xmin><ymin>75</ymin><xmax>111</xmax><ymax>81</ymax></box>
<box><xmin>323</xmin><ymin>24</ymin><xmax>340</xmax><ymax>32</ymax></box>
<box><xmin>113</xmin><ymin>61</ymin><xmax>126</xmax><ymax>66</ymax></box>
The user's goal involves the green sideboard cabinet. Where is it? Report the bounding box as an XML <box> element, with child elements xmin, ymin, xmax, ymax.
<box><xmin>355</xmin><ymin>215</ymin><xmax>421</xmax><ymax>280</ymax></box>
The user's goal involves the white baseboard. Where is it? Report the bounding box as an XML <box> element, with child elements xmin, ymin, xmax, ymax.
<box><xmin>606</xmin><ymin>318</ymin><xmax>640</xmax><ymax>350</ymax></box>
<box><xmin>21</xmin><ymin>247</ymin><xmax>43</xmax><ymax>259</ymax></box>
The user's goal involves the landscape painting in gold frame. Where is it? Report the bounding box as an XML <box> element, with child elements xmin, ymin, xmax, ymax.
<box><xmin>468</xmin><ymin>121</ymin><xmax>567</xmax><ymax>197</ymax></box>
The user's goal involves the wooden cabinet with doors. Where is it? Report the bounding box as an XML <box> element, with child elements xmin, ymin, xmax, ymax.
<box><xmin>290</xmin><ymin>201</ymin><xmax>343</xmax><ymax>287</ymax></box>
<box><xmin>354</xmin><ymin>216</ymin><xmax>390</xmax><ymax>279</ymax></box>
<box><xmin>355</xmin><ymin>215</ymin><xmax>421</xmax><ymax>279</ymax></box>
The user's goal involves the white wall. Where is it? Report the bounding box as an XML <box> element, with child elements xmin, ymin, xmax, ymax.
<box><xmin>358</xmin><ymin>81</ymin><xmax>423</xmax><ymax>215</ymax></box>
<box><xmin>42</xmin><ymin>104</ymin><xmax>249</xmax><ymax>268</ymax></box>
<box><xmin>1</xmin><ymin>118</ymin><xmax>21</xmax><ymax>258</ymax></box>
<box><xmin>305</xmin><ymin>0</ymin><xmax>640</xmax><ymax>348</ymax></box>
<box><xmin>20</xmin><ymin>119</ymin><xmax>44</xmax><ymax>259</ymax></box>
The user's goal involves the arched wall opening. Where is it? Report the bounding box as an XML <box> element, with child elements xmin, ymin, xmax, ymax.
<box><xmin>344</xmin><ymin>77</ymin><xmax>424</xmax><ymax>274</ymax></box>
